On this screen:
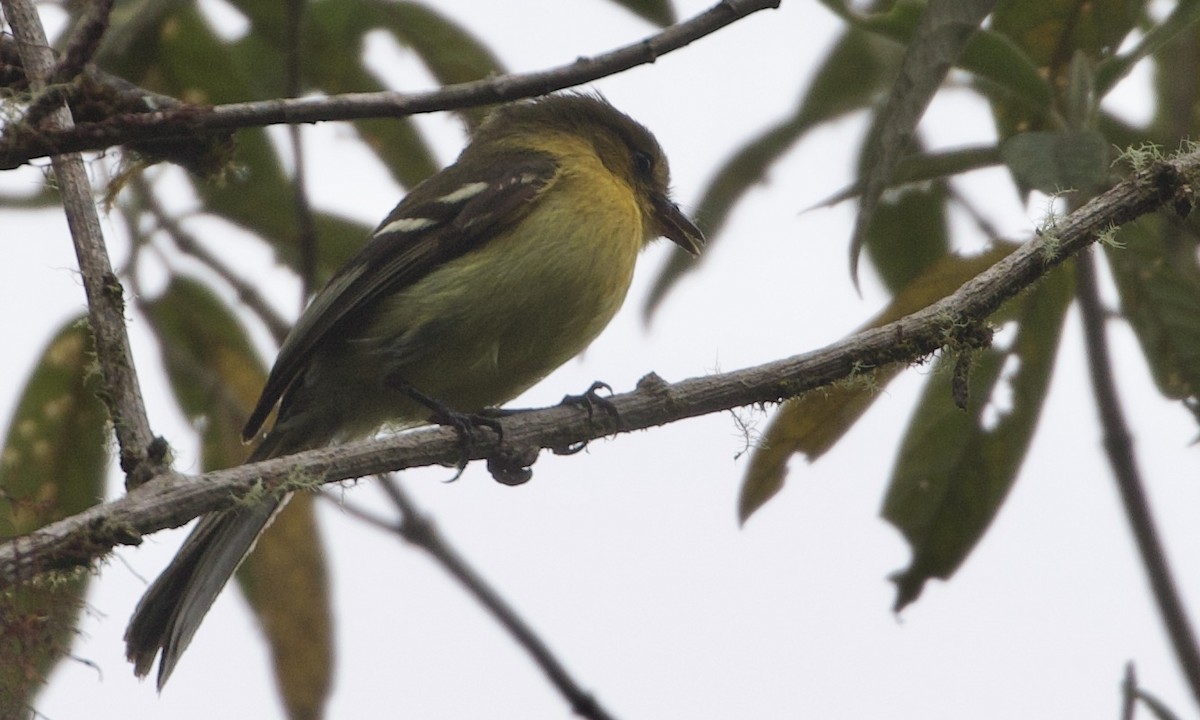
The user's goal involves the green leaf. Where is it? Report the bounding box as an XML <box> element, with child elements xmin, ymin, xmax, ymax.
<box><xmin>1105</xmin><ymin>212</ymin><xmax>1200</xmax><ymax>410</ymax></box>
<box><xmin>816</xmin><ymin>144</ymin><xmax>1002</xmax><ymax>208</ymax></box>
<box><xmin>377</xmin><ymin>1</ymin><xmax>506</xmax><ymax>91</ymax></box>
<box><xmin>864</xmin><ymin>179</ymin><xmax>950</xmax><ymax>293</ymax></box>
<box><xmin>1147</xmin><ymin>5</ymin><xmax>1200</xmax><ymax>143</ymax></box>
<box><xmin>645</xmin><ymin>26</ymin><xmax>902</xmax><ymax>318</ymax></box>
<box><xmin>238</xmin><ymin>494</ymin><xmax>331</xmax><ymax>720</ymax></box>
<box><xmin>739</xmin><ymin>245</ymin><xmax>1019</xmax><ymax>523</ymax></box>
<box><xmin>603</xmin><ymin>0</ymin><xmax>677</xmax><ymax>26</ymax></box>
<box><xmin>882</xmin><ymin>265</ymin><xmax>1073</xmax><ymax>611</ymax></box>
<box><xmin>988</xmin><ymin>0</ymin><xmax>1146</xmax><ymax>138</ymax></box>
<box><xmin>818</xmin><ymin>0</ymin><xmax>1052</xmax><ymax>120</ymax></box>
<box><xmin>143</xmin><ymin>276</ymin><xmax>268</xmax><ymax>467</ymax></box>
<box><xmin>375</xmin><ymin>1</ymin><xmax>505</xmax><ymax>130</ymax></box>
<box><xmin>1096</xmin><ymin>0</ymin><xmax>1200</xmax><ymax>97</ymax></box>
<box><xmin>999</xmin><ymin>129</ymin><xmax>1110</xmax><ymax>193</ymax></box>
<box><xmin>859</xmin><ymin>135</ymin><xmax>953</xmax><ymax>293</ymax></box>
<box><xmin>302</xmin><ymin>0</ymin><xmax>455</xmax><ymax>183</ymax></box>
<box><xmin>0</xmin><ymin>318</ymin><xmax>108</xmax><ymax>715</ymax></box>
<box><xmin>848</xmin><ymin>0</ymin><xmax>1000</xmax><ymax>281</ymax></box>
<box><xmin>144</xmin><ymin>278</ymin><xmax>333</xmax><ymax>720</ymax></box>
<box><xmin>991</xmin><ymin>0</ymin><xmax>1146</xmax><ymax>70</ymax></box>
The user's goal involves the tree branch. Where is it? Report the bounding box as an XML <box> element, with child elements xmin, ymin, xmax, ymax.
<box><xmin>372</xmin><ymin>476</ymin><xmax>617</xmax><ymax>720</ymax></box>
<box><xmin>2</xmin><ymin>148</ymin><xmax>1195</xmax><ymax>586</ymax></box>
<box><xmin>1</xmin><ymin>0</ymin><xmax>158</xmax><ymax>479</ymax></box>
<box><xmin>1075</xmin><ymin>249</ymin><xmax>1200</xmax><ymax>709</ymax></box>
<box><xmin>0</xmin><ymin>0</ymin><xmax>781</xmax><ymax>169</ymax></box>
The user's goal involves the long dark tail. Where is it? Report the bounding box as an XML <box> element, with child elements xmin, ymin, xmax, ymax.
<box><xmin>124</xmin><ymin>431</ymin><xmax>298</xmax><ymax>689</ymax></box>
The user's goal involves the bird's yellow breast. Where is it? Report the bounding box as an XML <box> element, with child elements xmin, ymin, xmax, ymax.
<box><xmin>361</xmin><ymin>138</ymin><xmax>646</xmax><ymax>416</ymax></box>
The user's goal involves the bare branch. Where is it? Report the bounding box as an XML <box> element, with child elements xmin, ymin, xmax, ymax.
<box><xmin>1</xmin><ymin>0</ymin><xmax>157</xmax><ymax>479</ymax></box>
<box><xmin>1076</xmin><ymin>249</ymin><xmax>1200</xmax><ymax>708</ymax></box>
<box><xmin>2</xmin><ymin>148</ymin><xmax>1195</xmax><ymax>586</ymax></box>
<box><xmin>372</xmin><ymin>476</ymin><xmax>617</xmax><ymax>720</ymax></box>
<box><xmin>0</xmin><ymin>0</ymin><xmax>781</xmax><ymax>168</ymax></box>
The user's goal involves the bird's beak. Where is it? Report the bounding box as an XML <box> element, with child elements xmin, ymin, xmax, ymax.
<box><xmin>653</xmin><ymin>194</ymin><xmax>705</xmax><ymax>257</ymax></box>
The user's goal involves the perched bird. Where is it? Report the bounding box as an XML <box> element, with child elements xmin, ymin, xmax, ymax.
<box><xmin>124</xmin><ymin>92</ymin><xmax>704</xmax><ymax>688</ymax></box>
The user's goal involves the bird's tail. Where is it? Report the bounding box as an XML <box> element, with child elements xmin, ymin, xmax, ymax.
<box><xmin>124</xmin><ymin>430</ymin><xmax>299</xmax><ymax>689</ymax></box>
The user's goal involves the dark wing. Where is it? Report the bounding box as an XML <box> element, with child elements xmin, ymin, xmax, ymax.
<box><xmin>242</xmin><ymin>149</ymin><xmax>561</xmax><ymax>441</ymax></box>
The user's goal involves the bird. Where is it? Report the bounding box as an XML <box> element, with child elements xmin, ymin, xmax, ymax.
<box><xmin>124</xmin><ymin>92</ymin><xmax>704</xmax><ymax>689</ymax></box>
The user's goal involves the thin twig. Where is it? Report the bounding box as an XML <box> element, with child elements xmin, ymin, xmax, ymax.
<box><xmin>1075</xmin><ymin>249</ymin><xmax>1200</xmax><ymax>710</ymax></box>
<box><xmin>323</xmin><ymin>480</ymin><xmax>618</xmax><ymax>719</ymax></box>
<box><xmin>48</xmin><ymin>0</ymin><xmax>115</xmax><ymax>83</ymax></box>
<box><xmin>1</xmin><ymin>149</ymin><xmax>1196</xmax><ymax>583</ymax></box>
<box><xmin>133</xmin><ymin>175</ymin><xmax>292</xmax><ymax>344</ymax></box>
<box><xmin>1121</xmin><ymin>662</ymin><xmax>1137</xmax><ymax>720</ymax></box>
<box><xmin>0</xmin><ymin>0</ymin><xmax>781</xmax><ymax>168</ymax></box>
<box><xmin>1</xmin><ymin>0</ymin><xmax>157</xmax><ymax>480</ymax></box>
<box><xmin>374</xmin><ymin>475</ymin><xmax>618</xmax><ymax>720</ymax></box>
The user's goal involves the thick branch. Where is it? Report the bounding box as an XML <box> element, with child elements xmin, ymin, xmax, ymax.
<box><xmin>1</xmin><ymin>0</ymin><xmax>156</xmax><ymax>477</ymax></box>
<box><xmin>0</xmin><ymin>0</ymin><xmax>780</xmax><ymax>169</ymax></box>
<box><xmin>2</xmin><ymin>149</ymin><xmax>1195</xmax><ymax>586</ymax></box>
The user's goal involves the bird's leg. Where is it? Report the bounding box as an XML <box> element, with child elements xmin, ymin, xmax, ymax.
<box><xmin>386</xmin><ymin>376</ymin><xmax>503</xmax><ymax>474</ymax></box>
<box><xmin>553</xmin><ymin>381</ymin><xmax>620</xmax><ymax>456</ymax></box>
<box><xmin>561</xmin><ymin>381</ymin><xmax>619</xmax><ymax>423</ymax></box>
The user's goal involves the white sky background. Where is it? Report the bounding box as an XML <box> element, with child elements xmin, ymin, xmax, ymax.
<box><xmin>5</xmin><ymin>0</ymin><xmax>1200</xmax><ymax>718</ymax></box>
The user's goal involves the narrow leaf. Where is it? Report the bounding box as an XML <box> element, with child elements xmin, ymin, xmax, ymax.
<box><xmin>818</xmin><ymin>0</ymin><xmax>1052</xmax><ymax>113</ymax></box>
<box><xmin>1000</xmin><ymin>129</ymin><xmax>1110</xmax><ymax>194</ymax></box>
<box><xmin>1096</xmin><ymin>0</ymin><xmax>1200</xmax><ymax>96</ymax></box>
<box><xmin>882</xmin><ymin>266</ymin><xmax>1073</xmax><ymax>611</ymax></box>
<box><xmin>988</xmin><ymin>0</ymin><xmax>1145</xmax><ymax>139</ymax></box>
<box><xmin>377</xmin><ymin>1</ymin><xmax>506</xmax><ymax>129</ymax></box>
<box><xmin>739</xmin><ymin>245</ymin><xmax>1018</xmax><ymax>523</ymax></box>
<box><xmin>604</xmin><ymin>0</ymin><xmax>677</xmax><ymax>26</ymax></box>
<box><xmin>814</xmin><ymin>144</ymin><xmax>1001</xmax><ymax>208</ymax></box>
<box><xmin>849</xmin><ymin>0</ymin><xmax>1000</xmax><ymax>282</ymax></box>
<box><xmin>0</xmin><ymin>319</ymin><xmax>108</xmax><ymax>716</ymax></box>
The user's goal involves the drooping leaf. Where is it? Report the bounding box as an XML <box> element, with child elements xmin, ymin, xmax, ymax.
<box><xmin>0</xmin><ymin>318</ymin><xmax>108</xmax><ymax>716</ymax></box>
<box><xmin>739</xmin><ymin>244</ymin><xmax>1019</xmax><ymax>523</ymax></box>
<box><xmin>882</xmin><ymin>265</ymin><xmax>1073</xmax><ymax>611</ymax></box>
<box><xmin>1105</xmin><ymin>212</ymin><xmax>1200</xmax><ymax>413</ymax></box>
<box><xmin>302</xmin><ymin>0</ymin><xmax>459</xmax><ymax>181</ymax></box>
<box><xmin>645</xmin><ymin>26</ymin><xmax>902</xmax><ymax>317</ymax></box>
<box><xmin>848</xmin><ymin>0</ymin><xmax>999</xmax><ymax>282</ymax></box>
<box><xmin>143</xmin><ymin>277</ymin><xmax>269</xmax><ymax>467</ymax></box>
<box><xmin>144</xmin><ymin>278</ymin><xmax>333</xmax><ymax>720</ymax></box>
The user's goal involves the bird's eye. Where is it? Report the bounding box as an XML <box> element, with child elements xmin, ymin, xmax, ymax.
<box><xmin>632</xmin><ymin>149</ymin><xmax>654</xmax><ymax>177</ymax></box>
